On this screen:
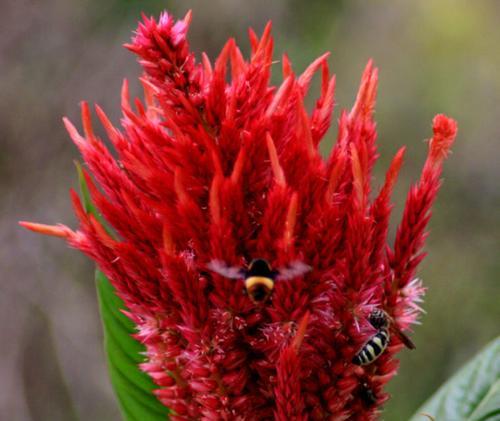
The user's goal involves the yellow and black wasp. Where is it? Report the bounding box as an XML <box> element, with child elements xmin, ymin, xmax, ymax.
<box><xmin>352</xmin><ymin>309</ymin><xmax>416</xmax><ymax>366</ymax></box>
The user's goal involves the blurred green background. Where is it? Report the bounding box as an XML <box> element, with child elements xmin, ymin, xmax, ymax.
<box><xmin>3</xmin><ymin>0</ymin><xmax>499</xmax><ymax>420</ymax></box>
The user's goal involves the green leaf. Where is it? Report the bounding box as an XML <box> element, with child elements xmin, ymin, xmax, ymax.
<box><xmin>74</xmin><ymin>161</ymin><xmax>114</xmax><ymax>236</ymax></box>
<box><xmin>76</xmin><ymin>164</ymin><xmax>169</xmax><ymax>420</ymax></box>
<box><xmin>410</xmin><ymin>337</ymin><xmax>500</xmax><ymax>421</ymax></box>
<box><xmin>75</xmin><ymin>161</ymin><xmax>100</xmax><ymax>217</ymax></box>
<box><xmin>96</xmin><ymin>271</ymin><xmax>169</xmax><ymax>421</ymax></box>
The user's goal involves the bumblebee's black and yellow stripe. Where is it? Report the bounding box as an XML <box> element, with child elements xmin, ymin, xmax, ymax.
<box><xmin>207</xmin><ymin>258</ymin><xmax>311</xmax><ymax>304</ymax></box>
<box><xmin>244</xmin><ymin>275</ymin><xmax>275</xmax><ymax>303</ymax></box>
<box><xmin>352</xmin><ymin>328</ymin><xmax>390</xmax><ymax>366</ymax></box>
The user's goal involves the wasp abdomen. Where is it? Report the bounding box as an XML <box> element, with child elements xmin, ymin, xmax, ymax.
<box><xmin>352</xmin><ymin>328</ymin><xmax>390</xmax><ymax>366</ymax></box>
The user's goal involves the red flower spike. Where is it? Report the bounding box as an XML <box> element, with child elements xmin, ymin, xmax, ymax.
<box><xmin>21</xmin><ymin>10</ymin><xmax>457</xmax><ymax>419</ymax></box>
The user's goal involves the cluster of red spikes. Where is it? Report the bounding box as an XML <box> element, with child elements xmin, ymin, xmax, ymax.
<box><xmin>21</xmin><ymin>10</ymin><xmax>457</xmax><ymax>420</ymax></box>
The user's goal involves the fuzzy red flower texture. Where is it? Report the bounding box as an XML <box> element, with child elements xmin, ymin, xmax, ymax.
<box><xmin>21</xmin><ymin>10</ymin><xmax>457</xmax><ymax>421</ymax></box>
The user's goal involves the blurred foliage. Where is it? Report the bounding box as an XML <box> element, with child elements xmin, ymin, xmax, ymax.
<box><xmin>4</xmin><ymin>0</ymin><xmax>499</xmax><ymax>420</ymax></box>
<box><xmin>21</xmin><ymin>305</ymin><xmax>79</xmax><ymax>421</ymax></box>
<box><xmin>410</xmin><ymin>336</ymin><xmax>500</xmax><ymax>421</ymax></box>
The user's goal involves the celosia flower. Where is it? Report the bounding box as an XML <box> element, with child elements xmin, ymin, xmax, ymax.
<box><xmin>21</xmin><ymin>10</ymin><xmax>457</xmax><ymax>420</ymax></box>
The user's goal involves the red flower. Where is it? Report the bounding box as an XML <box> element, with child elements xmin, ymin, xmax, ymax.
<box><xmin>20</xmin><ymin>11</ymin><xmax>457</xmax><ymax>420</ymax></box>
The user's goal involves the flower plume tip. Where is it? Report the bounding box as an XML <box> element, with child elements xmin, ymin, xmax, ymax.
<box><xmin>292</xmin><ymin>311</ymin><xmax>310</xmax><ymax>351</ymax></box>
<box><xmin>162</xmin><ymin>224</ymin><xmax>176</xmax><ymax>256</ymax></box>
<box><xmin>121</xmin><ymin>79</ymin><xmax>131</xmax><ymax>110</ymax></box>
<box><xmin>62</xmin><ymin>117</ymin><xmax>85</xmax><ymax>147</ymax></box>
<box><xmin>19</xmin><ymin>221</ymin><xmax>71</xmax><ymax>238</ymax></box>
<box><xmin>266</xmin><ymin>133</ymin><xmax>286</xmax><ymax>187</ymax></box>
<box><xmin>282</xmin><ymin>53</ymin><xmax>293</xmax><ymax>78</ymax></box>
<box><xmin>80</xmin><ymin>101</ymin><xmax>95</xmax><ymax>139</ymax></box>
<box><xmin>430</xmin><ymin>114</ymin><xmax>458</xmax><ymax>163</ymax></box>
<box><xmin>183</xmin><ymin>9</ymin><xmax>193</xmax><ymax>25</ymax></box>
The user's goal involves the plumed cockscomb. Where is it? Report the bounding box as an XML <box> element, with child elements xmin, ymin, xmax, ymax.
<box><xmin>21</xmin><ymin>10</ymin><xmax>457</xmax><ymax>420</ymax></box>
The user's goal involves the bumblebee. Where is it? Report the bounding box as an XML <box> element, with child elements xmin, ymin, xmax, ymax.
<box><xmin>352</xmin><ymin>309</ymin><xmax>415</xmax><ymax>366</ymax></box>
<box><xmin>207</xmin><ymin>258</ymin><xmax>311</xmax><ymax>304</ymax></box>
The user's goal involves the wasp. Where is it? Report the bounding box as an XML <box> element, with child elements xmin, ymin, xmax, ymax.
<box><xmin>352</xmin><ymin>309</ymin><xmax>415</xmax><ymax>366</ymax></box>
<box><xmin>207</xmin><ymin>258</ymin><xmax>311</xmax><ymax>304</ymax></box>
<box><xmin>358</xmin><ymin>382</ymin><xmax>377</xmax><ymax>407</ymax></box>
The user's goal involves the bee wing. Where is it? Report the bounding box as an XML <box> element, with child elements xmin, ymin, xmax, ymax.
<box><xmin>384</xmin><ymin>313</ymin><xmax>416</xmax><ymax>350</ymax></box>
<box><xmin>276</xmin><ymin>261</ymin><xmax>312</xmax><ymax>280</ymax></box>
<box><xmin>207</xmin><ymin>259</ymin><xmax>245</xmax><ymax>279</ymax></box>
<box><xmin>391</xmin><ymin>325</ymin><xmax>416</xmax><ymax>350</ymax></box>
